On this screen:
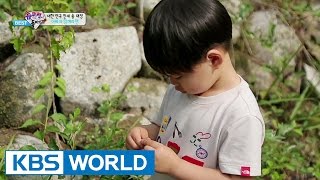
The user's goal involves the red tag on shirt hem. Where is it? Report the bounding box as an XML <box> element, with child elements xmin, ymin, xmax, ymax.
<box><xmin>241</xmin><ymin>166</ymin><xmax>250</xmax><ymax>176</ymax></box>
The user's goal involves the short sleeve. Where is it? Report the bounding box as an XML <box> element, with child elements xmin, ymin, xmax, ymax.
<box><xmin>219</xmin><ymin>115</ymin><xmax>265</xmax><ymax>176</ymax></box>
<box><xmin>149</xmin><ymin>84</ymin><xmax>173</xmax><ymax>126</ymax></box>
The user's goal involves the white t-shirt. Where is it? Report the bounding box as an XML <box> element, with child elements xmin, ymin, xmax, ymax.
<box><xmin>150</xmin><ymin>77</ymin><xmax>265</xmax><ymax>179</ymax></box>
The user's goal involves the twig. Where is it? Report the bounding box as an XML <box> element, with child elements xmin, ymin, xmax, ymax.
<box><xmin>105</xmin><ymin>0</ymin><xmax>116</xmax><ymax>16</ymax></box>
<box><xmin>46</xmin><ymin>30</ymin><xmax>64</xmax><ymax>150</ymax></box>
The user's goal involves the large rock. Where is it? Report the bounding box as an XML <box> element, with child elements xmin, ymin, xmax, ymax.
<box><xmin>0</xmin><ymin>12</ymin><xmax>13</xmax><ymax>46</ymax></box>
<box><xmin>220</xmin><ymin>0</ymin><xmax>244</xmax><ymax>43</ymax></box>
<box><xmin>240</xmin><ymin>10</ymin><xmax>301</xmax><ymax>91</ymax></box>
<box><xmin>248</xmin><ymin>10</ymin><xmax>301</xmax><ymax>65</ymax></box>
<box><xmin>0</xmin><ymin>53</ymin><xmax>48</xmax><ymax>128</ymax></box>
<box><xmin>304</xmin><ymin>64</ymin><xmax>320</xmax><ymax>94</ymax></box>
<box><xmin>122</xmin><ymin>78</ymin><xmax>167</xmax><ymax>120</ymax></box>
<box><xmin>59</xmin><ymin>27</ymin><xmax>141</xmax><ymax>115</ymax></box>
<box><xmin>0</xmin><ymin>128</ymin><xmax>48</xmax><ymax>180</ymax></box>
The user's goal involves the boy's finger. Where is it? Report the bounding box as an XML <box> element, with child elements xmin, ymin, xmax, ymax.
<box><xmin>126</xmin><ymin>136</ymin><xmax>140</xmax><ymax>150</ymax></box>
<box><xmin>140</xmin><ymin>128</ymin><xmax>149</xmax><ymax>139</ymax></box>
<box><xmin>132</xmin><ymin>136</ymin><xmax>146</xmax><ymax>148</ymax></box>
<box><xmin>144</xmin><ymin>145</ymin><xmax>155</xmax><ymax>151</ymax></box>
<box><xmin>141</xmin><ymin>138</ymin><xmax>161</xmax><ymax>148</ymax></box>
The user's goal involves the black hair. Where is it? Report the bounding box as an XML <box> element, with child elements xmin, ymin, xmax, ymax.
<box><xmin>143</xmin><ymin>0</ymin><xmax>232</xmax><ymax>75</ymax></box>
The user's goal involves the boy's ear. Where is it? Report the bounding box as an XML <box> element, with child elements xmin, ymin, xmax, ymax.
<box><xmin>206</xmin><ymin>49</ymin><xmax>223</xmax><ymax>68</ymax></box>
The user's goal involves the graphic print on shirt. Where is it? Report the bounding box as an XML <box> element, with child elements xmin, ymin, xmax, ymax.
<box><xmin>172</xmin><ymin>121</ymin><xmax>182</xmax><ymax>138</ymax></box>
<box><xmin>190</xmin><ymin>132</ymin><xmax>211</xmax><ymax>147</ymax></box>
<box><xmin>156</xmin><ymin>136</ymin><xmax>161</xmax><ymax>143</ymax></box>
<box><xmin>181</xmin><ymin>156</ymin><xmax>205</xmax><ymax>167</ymax></box>
<box><xmin>157</xmin><ymin>115</ymin><xmax>172</xmax><ymax>143</ymax></box>
<box><xmin>159</xmin><ymin>115</ymin><xmax>172</xmax><ymax>135</ymax></box>
<box><xmin>195</xmin><ymin>145</ymin><xmax>208</xmax><ymax>159</ymax></box>
<box><xmin>167</xmin><ymin>141</ymin><xmax>181</xmax><ymax>154</ymax></box>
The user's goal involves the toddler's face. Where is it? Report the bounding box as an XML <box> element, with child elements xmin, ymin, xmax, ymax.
<box><xmin>169</xmin><ymin>59</ymin><xmax>218</xmax><ymax>96</ymax></box>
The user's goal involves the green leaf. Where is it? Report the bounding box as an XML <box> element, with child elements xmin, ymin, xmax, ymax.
<box><xmin>10</xmin><ymin>37</ymin><xmax>25</xmax><ymax>53</ymax></box>
<box><xmin>102</xmin><ymin>84</ymin><xmax>110</xmax><ymax>93</ymax></box>
<box><xmin>290</xmin><ymin>85</ymin><xmax>310</xmax><ymax>121</ymax></box>
<box><xmin>292</xmin><ymin>2</ymin><xmax>309</xmax><ymax>12</ymax></box>
<box><xmin>56</xmin><ymin>77</ymin><xmax>66</xmax><ymax>85</ymax></box>
<box><xmin>55</xmin><ymin>80</ymin><xmax>66</xmax><ymax>92</ymax></box>
<box><xmin>50</xmin><ymin>26</ymin><xmax>65</xmax><ymax>35</ymax></box>
<box><xmin>56</xmin><ymin>77</ymin><xmax>66</xmax><ymax>88</ymax></box>
<box><xmin>91</xmin><ymin>86</ymin><xmax>101</xmax><ymax>92</ymax></box>
<box><xmin>32</xmin><ymin>104</ymin><xmax>46</xmax><ymax>114</ymax></box>
<box><xmin>293</xmin><ymin>128</ymin><xmax>303</xmax><ymax>136</ymax></box>
<box><xmin>33</xmin><ymin>88</ymin><xmax>45</xmax><ymax>99</ymax></box>
<box><xmin>110</xmin><ymin>112</ymin><xmax>124</xmax><ymax>122</ymax></box>
<box><xmin>46</xmin><ymin>125</ymin><xmax>61</xmax><ymax>133</ymax></box>
<box><xmin>55</xmin><ymin>64</ymin><xmax>63</xmax><ymax>73</ymax></box>
<box><xmin>126</xmin><ymin>2</ymin><xmax>136</xmax><ymax>8</ymax></box>
<box><xmin>73</xmin><ymin>108</ymin><xmax>81</xmax><ymax>119</ymax></box>
<box><xmin>51</xmin><ymin>39</ymin><xmax>61</xmax><ymax>59</ymax></box>
<box><xmin>33</xmin><ymin>130</ymin><xmax>44</xmax><ymax>140</ymax></box>
<box><xmin>285</xmin><ymin>164</ymin><xmax>295</xmax><ymax>171</ymax></box>
<box><xmin>54</xmin><ymin>87</ymin><xmax>65</xmax><ymax>98</ymax></box>
<box><xmin>60</xmin><ymin>31</ymin><xmax>74</xmax><ymax>50</ymax></box>
<box><xmin>51</xmin><ymin>113</ymin><xmax>67</xmax><ymax>125</ymax></box>
<box><xmin>19</xmin><ymin>145</ymin><xmax>37</xmax><ymax>150</ymax></box>
<box><xmin>58</xmin><ymin>175</ymin><xmax>66</xmax><ymax>179</ymax></box>
<box><xmin>0</xmin><ymin>148</ymin><xmax>4</xmax><ymax>159</ymax></box>
<box><xmin>69</xmin><ymin>114</ymin><xmax>74</xmax><ymax>121</ymax></box>
<box><xmin>48</xmin><ymin>138</ymin><xmax>59</xmax><ymax>150</ymax></box>
<box><xmin>22</xmin><ymin>27</ymin><xmax>34</xmax><ymax>40</ymax></box>
<box><xmin>20</xmin><ymin>119</ymin><xmax>43</xmax><ymax>128</ymax></box>
<box><xmin>52</xmin><ymin>0</ymin><xmax>69</xmax><ymax>6</ymax></box>
<box><xmin>39</xmin><ymin>72</ymin><xmax>54</xmax><ymax>87</ymax></box>
<box><xmin>0</xmin><ymin>11</ymin><xmax>7</xmax><ymax>21</ymax></box>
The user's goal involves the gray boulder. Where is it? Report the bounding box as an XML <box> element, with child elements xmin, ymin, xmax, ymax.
<box><xmin>0</xmin><ymin>53</ymin><xmax>48</xmax><ymax>128</ymax></box>
<box><xmin>59</xmin><ymin>27</ymin><xmax>141</xmax><ymax>115</ymax></box>
<box><xmin>123</xmin><ymin>78</ymin><xmax>167</xmax><ymax>121</ymax></box>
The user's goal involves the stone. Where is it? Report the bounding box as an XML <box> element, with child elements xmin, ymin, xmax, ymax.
<box><xmin>0</xmin><ymin>53</ymin><xmax>48</xmax><ymax>128</ymax></box>
<box><xmin>59</xmin><ymin>27</ymin><xmax>141</xmax><ymax>115</ymax></box>
<box><xmin>123</xmin><ymin>78</ymin><xmax>167</xmax><ymax>120</ymax></box>
<box><xmin>304</xmin><ymin>64</ymin><xmax>320</xmax><ymax>94</ymax></box>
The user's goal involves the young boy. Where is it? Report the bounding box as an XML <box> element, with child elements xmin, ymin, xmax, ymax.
<box><xmin>126</xmin><ymin>0</ymin><xmax>265</xmax><ymax>179</ymax></box>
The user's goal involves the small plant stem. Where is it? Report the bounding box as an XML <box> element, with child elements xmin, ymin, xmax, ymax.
<box><xmin>262</xmin><ymin>44</ymin><xmax>303</xmax><ymax>99</ymax></box>
<box><xmin>106</xmin><ymin>0</ymin><xmax>116</xmax><ymax>16</ymax></box>
<box><xmin>46</xmin><ymin>30</ymin><xmax>63</xmax><ymax>149</ymax></box>
<box><xmin>0</xmin><ymin>134</ymin><xmax>16</xmax><ymax>170</ymax></box>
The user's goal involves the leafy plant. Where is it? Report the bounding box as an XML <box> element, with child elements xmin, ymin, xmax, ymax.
<box><xmin>0</xmin><ymin>134</ymin><xmax>16</xmax><ymax>180</ymax></box>
<box><xmin>84</xmin><ymin>85</ymin><xmax>144</xmax><ymax>180</ymax></box>
<box><xmin>85</xmin><ymin>85</ymin><xmax>127</xmax><ymax>150</ymax></box>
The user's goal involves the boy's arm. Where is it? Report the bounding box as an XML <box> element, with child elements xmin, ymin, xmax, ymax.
<box><xmin>140</xmin><ymin>123</ymin><xmax>160</xmax><ymax>140</ymax></box>
<box><xmin>171</xmin><ymin>158</ymin><xmax>252</xmax><ymax>180</ymax></box>
<box><xmin>142</xmin><ymin>139</ymin><xmax>253</xmax><ymax>180</ymax></box>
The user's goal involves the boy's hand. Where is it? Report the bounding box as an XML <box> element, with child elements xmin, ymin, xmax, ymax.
<box><xmin>126</xmin><ymin>127</ymin><xmax>149</xmax><ymax>150</ymax></box>
<box><xmin>141</xmin><ymin>139</ymin><xmax>181</xmax><ymax>174</ymax></box>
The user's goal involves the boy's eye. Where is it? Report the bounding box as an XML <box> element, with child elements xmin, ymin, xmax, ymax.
<box><xmin>172</xmin><ymin>75</ymin><xmax>182</xmax><ymax>79</ymax></box>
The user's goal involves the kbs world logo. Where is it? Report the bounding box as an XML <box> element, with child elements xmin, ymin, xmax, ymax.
<box><xmin>6</xmin><ymin>150</ymin><xmax>154</xmax><ymax>175</ymax></box>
